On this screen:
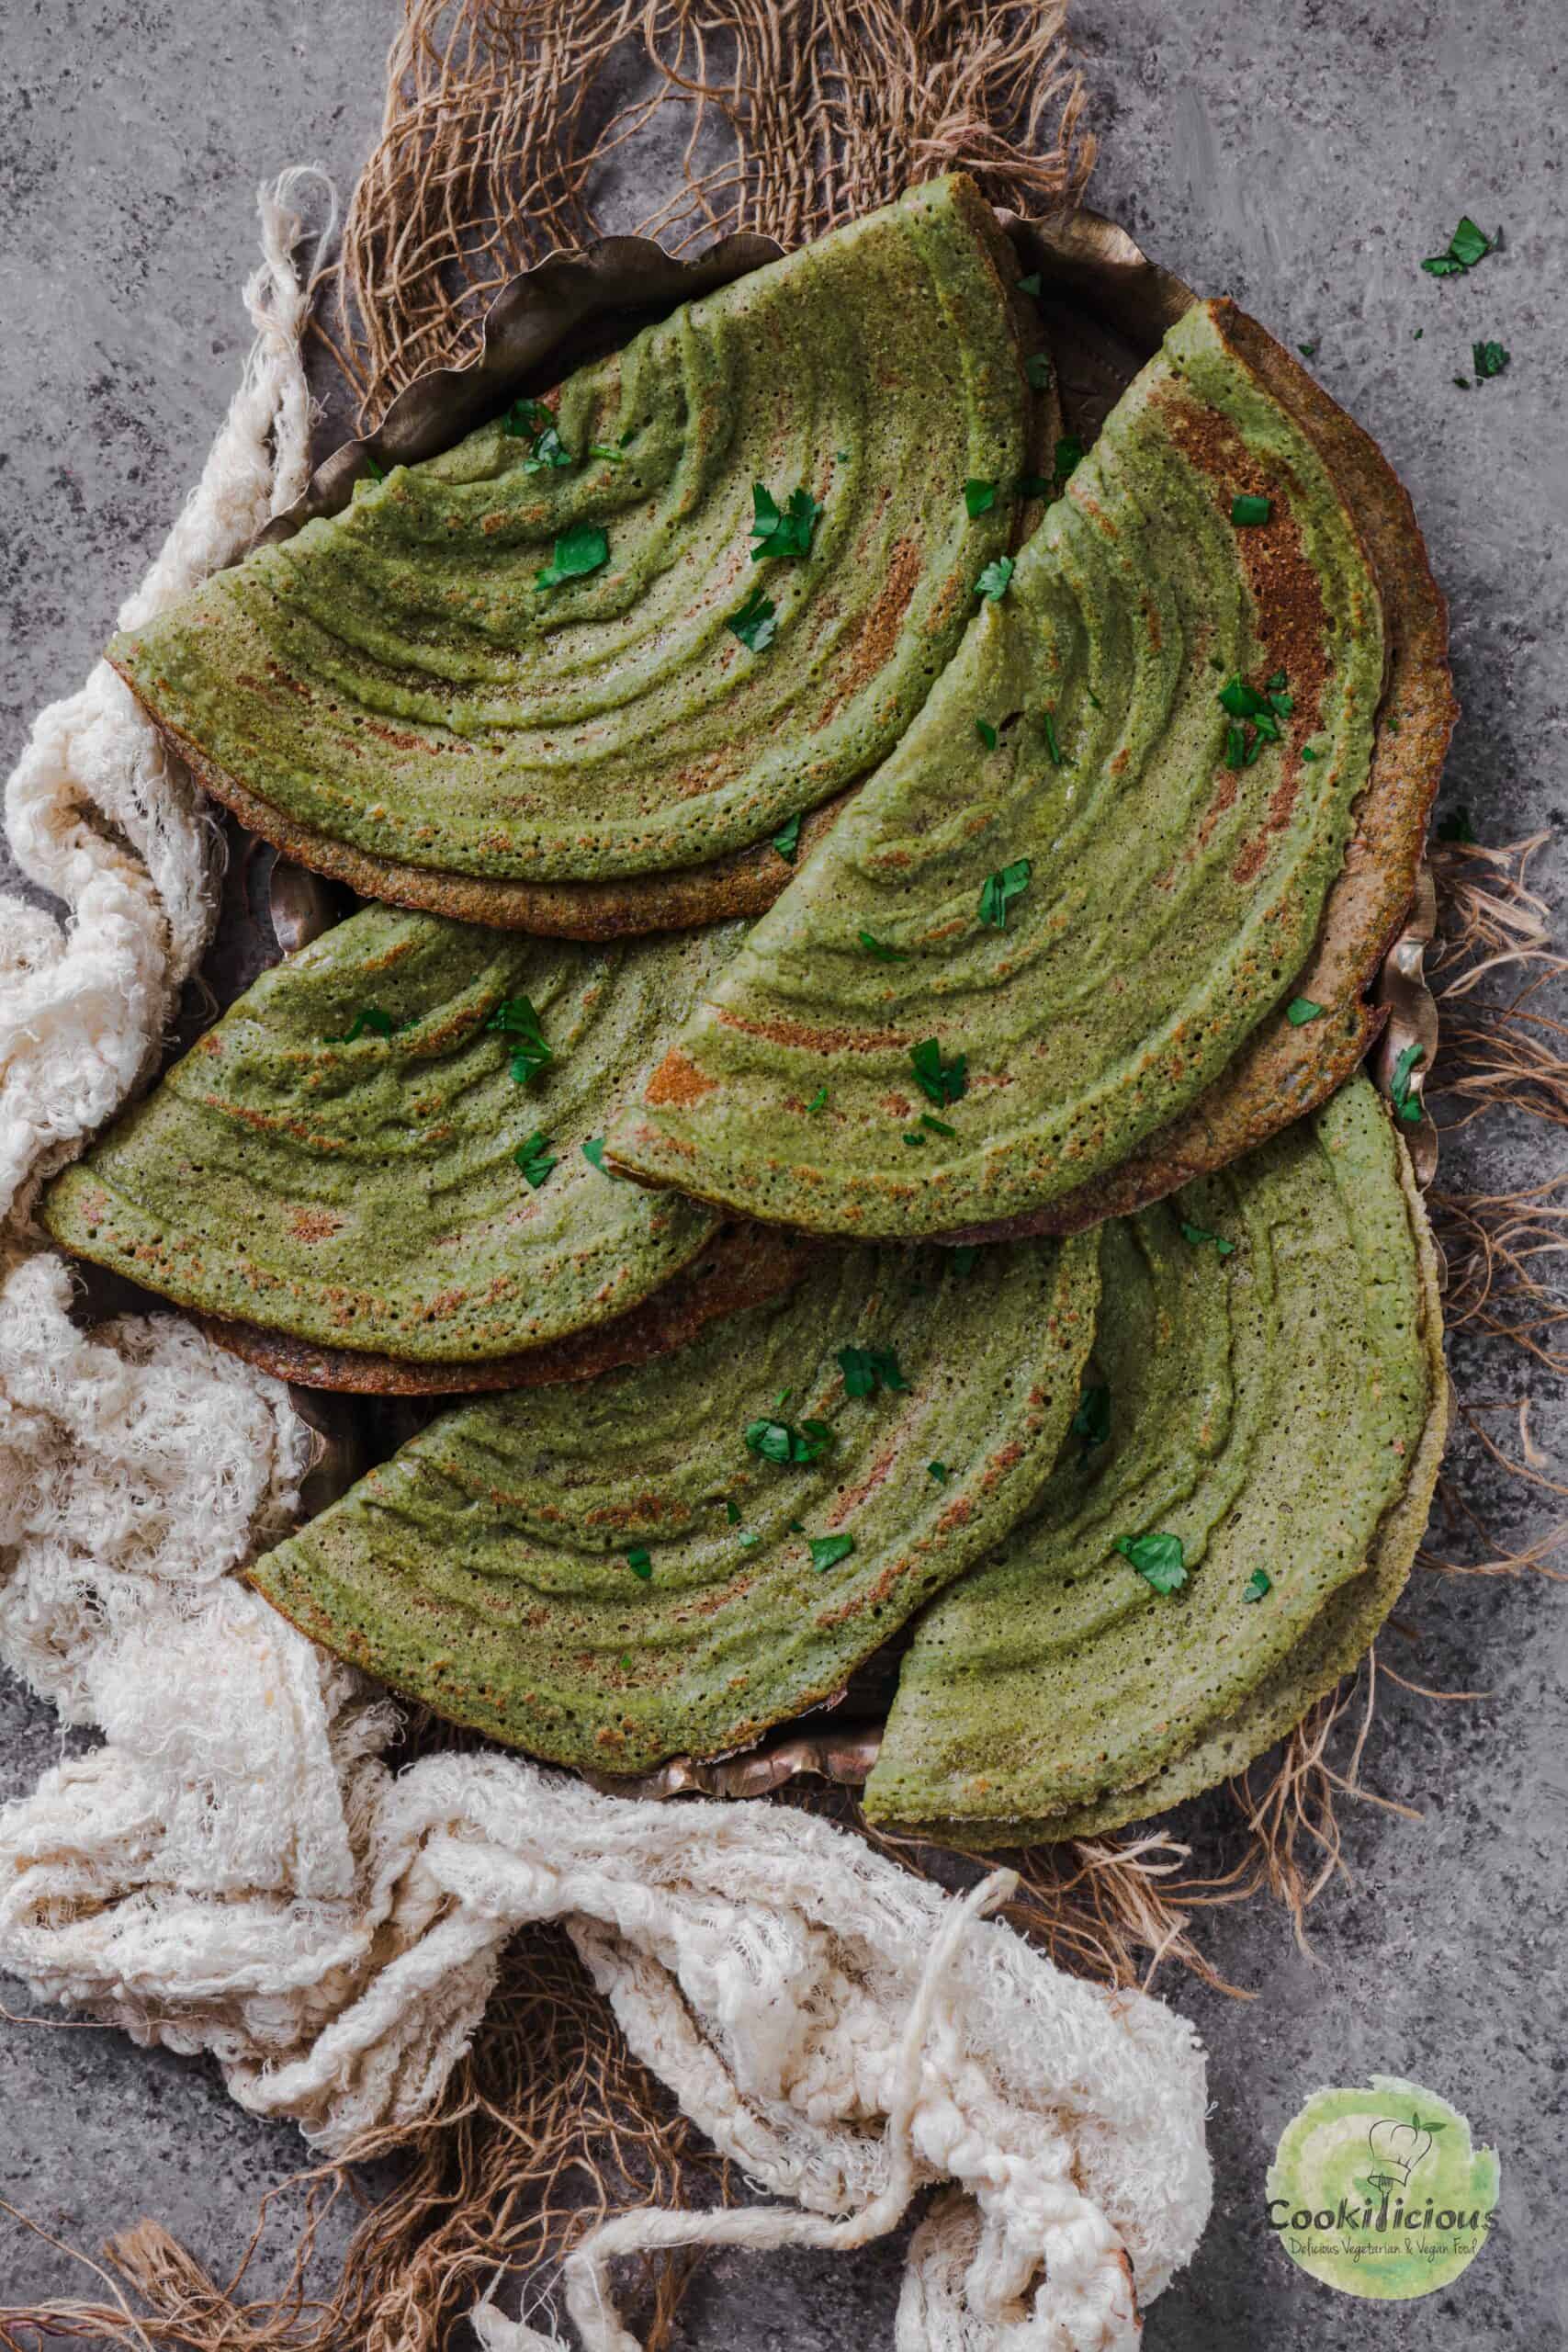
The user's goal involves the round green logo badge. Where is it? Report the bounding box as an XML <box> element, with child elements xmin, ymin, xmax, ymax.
<box><xmin>1266</xmin><ymin>2075</ymin><xmax>1499</xmax><ymax>2301</ymax></box>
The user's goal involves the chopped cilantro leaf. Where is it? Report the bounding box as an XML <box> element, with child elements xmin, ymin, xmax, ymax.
<box><xmin>920</xmin><ymin>1112</ymin><xmax>957</xmax><ymax>1139</ymax></box>
<box><xmin>978</xmin><ymin>857</ymin><xmax>1032</xmax><ymax>930</ymax></box>
<box><xmin>1390</xmin><ymin>1040</ymin><xmax>1425</xmax><ymax>1124</ymax></box>
<box><xmin>902</xmin><ymin>1130</ymin><xmax>925</xmax><ymax>1147</ymax></box>
<box><xmin>536</xmin><ymin>524</ymin><xmax>608</xmax><ymax>589</ymax></box>
<box><xmin>773</xmin><ymin>811</ymin><xmax>803</xmax><ymax>862</ymax></box>
<box><xmin>1115</xmin><ymin>1532</ymin><xmax>1188</xmax><ymax>1593</ymax></box>
<box><xmin>1218</xmin><ymin>672</ymin><xmax>1287</xmax><ymax>764</ymax></box>
<box><xmin>1243</xmin><ymin>1567</ymin><xmax>1272</xmax><ymax>1603</ymax></box>
<box><xmin>910</xmin><ymin>1036</ymin><xmax>967</xmax><ymax>1108</ymax></box>
<box><xmin>964</xmin><ymin>477</ymin><xmax>998</xmax><ymax>518</ymax></box>
<box><xmin>750</xmin><ymin>482</ymin><xmax>820</xmax><ymax>561</ymax></box>
<box><xmin>726</xmin><ymin>1498</ymin><xmax>741</xmax><ymax>1525</ymax></box>
<box><xmin>362</xmin><ymin>454</ymin><xmax>386</xmax><ymax>483</ymax></box>
<box><xmin>1019</xmin><ymin>471</ymin><xmax>1053</xmax><ymax>500</ymax></box>
<box><xmin>1286</xmin><ymin>997</ymin><xmax>1324</xmax><ymax>1025</ymax></box>
<box><xmin>1231</xmin><ymin>493</ymin><xmax>1271</xmax><ymax>526</ymax></box>
<box><xmin>738</xmin><ymin>1531</ymin><xmax>761</xmax><ymax>1549</ymax></box>
<box><xmin>1016</xmin><ymin>271</ymin><xmax>1042</xmax><ymax>297</ymax></box>
<box><xmin>976</xmin><ymin>717</ymin><xmax>998</xmax><ymax>751</ymax></box>
<box><xmin>326</xmin><ymin>1005</ymin><xmax>397</xmax><ymax>1043</ymax></box>
<box><xmin>626</xmin><ymin>1545</ymin><xmax>653</xmax><ymax>1581</ymax></box>
<box><xmin>860</xmin><ymin>930</ymin><xmax>908</xmax><ymax>962</ymax></box>
<box><xmin>1042</xmin><ymin>710</ymin><xmax>1067</xmax><ymax>766</ymax></box>
<box><xmin>1437</xmin><ymin>806</ymin><xmax>1477</xmax><ymax>844</ymax></box>
<box><xmin>838</xmin><ymin>1344</ymin><xmax>909</xmax><ymax>1398</ymax></box>
<box><xmin>809</xmin><ymin>1533</ymin><xmax>855</xmax><ymax>1572</ymax></box>
<box><xmin>928</xmin><ymin>1460</ymin><xmax>949</xmax><ymax>1484</ymax></box>
<box><xmin>1472</xmin><ymin>338</ymin><xmax>1510</xmax><ymax>379</ymax></box>
<box><xmin>975</xmin><ymin>555</ymin><xmax>1015</xmax><ymax>602</ymax></box>
<box><xmin>729</xmin><ymin>582</ymin><xmax>778</xmax><ymax>651</ymax></box>
<box><xmin>1421</xmin><ymin>215</ymin><xmax>1496</xmax><ymax>276</ymax></box>
<box><xmin>805</xmin><ymin>1085</ymin><xmax>829</xmax><ymax>1114</ymax></box>
<box><xmin>1072</xmin><ymin>1382</ymin><xmax>1111</xmax><ymax>1451</ymax></box>
<box><xmin>745</xmin><ymin>1418</ymin><xmax>834</xmax><ymax>1466</ymax></box>
<box><xmin>514</xmin><ymin>1130</ymin><xmax>557</xmax><ymax>1189</ymax></box>
<box><xmin>523</xmin><ymin>424</ymin><xmax>573</xmax><ymax>473</ymax></box>
<box><xmin>587</xmin><ymin>442</ymin><xmax>625</xmax><ymax>462</ymax></box>
<box><xmin>503</xmin><ymin>396</ymin><xmax>554</xmax><ymax>439</ymax></box>
<box><xmin>1302</xmin><ymin>743</ymin><xmax>1322</xmax><ymax>762</ymax></box>
<box><xmin>1298</xmin><ymin>340</ymin><xmax>1318</xmax><ymax>358</ymax></box>
<box><xmin>582</xmin><ymin>1136</ymin><xmax>610</xmax><ymax>1172</ymax></box>
<box><xmin>1180</xmin><ymin>1219</ymin><xmax>1235</xmax><ymax>1257</ymax></box>
<box><xmin>1024</xmin><ymin>351</ymin><xmax>1053</xmax><ymax>390</ymax></box>
<box><xmin>487</xmin><ymin>995</ymin><xmax>553</xmax><ymax>1085</ymax></box>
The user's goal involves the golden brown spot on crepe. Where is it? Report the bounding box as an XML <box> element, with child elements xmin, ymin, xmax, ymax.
<box><xmin>645</xmin><ymin>1049</ymin><xmax>718</xmax><ymax>1108</ymax></box>
<box><xmin>287</xmin><ymin>1207</ymin><xmax>344</xmax><ymax>1244</ymax></box>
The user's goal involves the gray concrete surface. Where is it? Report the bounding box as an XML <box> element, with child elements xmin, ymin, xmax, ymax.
<box><xmin>2</xmin><ymin>3</ymin><xmax>1565</xmax><ymax>2344</ymax></box>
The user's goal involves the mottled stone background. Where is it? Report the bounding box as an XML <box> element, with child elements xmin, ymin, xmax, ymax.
<box><xmin>2</xmin><ymin>3</ymin><xmax>1564</xmax><ymax>2345</ymax></box>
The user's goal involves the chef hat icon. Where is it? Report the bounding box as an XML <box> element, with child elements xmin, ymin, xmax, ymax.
<box><xmin>1367</xmin><ymin>2115</ymin><xmax>1435</xmax><ymax>2187</ymax></box>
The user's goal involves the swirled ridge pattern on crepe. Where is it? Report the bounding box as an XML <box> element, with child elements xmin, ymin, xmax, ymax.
<box><xmin>609</xmin><ymin>299</ymin><xmax>1388</xmax><ymax>1236</ymax></box>
<box><xmin>106</xmin><ymin>177</ymin><xmax>1030</xmax><ymax>888</ymax></box>
<box><xmin>248</xmin><ymin>1231</ymin><xmax>1100</xmax><ymax>1770</ymax></box>
<box><xmin>42</xmin><ymin>906</ymin><xmax>735</xmax><ymax>1365</ymax></box>
<box><xmin>863</xmin><ymin>1079</ymin><xmax>1446</xmax><ymax>1844</ymax></box>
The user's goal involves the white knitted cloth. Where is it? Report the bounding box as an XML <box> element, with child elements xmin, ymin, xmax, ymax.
<box><xmin>0</xmin><ymin>185</ymin><xmax>1213</xmax><ymax>2351</ymax></box>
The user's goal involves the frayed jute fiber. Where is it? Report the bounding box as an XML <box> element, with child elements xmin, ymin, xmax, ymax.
<box><xmin>4</xmin><ymin>3</ymin><xmax>1565</xmax><ymax>2346</ymax></box>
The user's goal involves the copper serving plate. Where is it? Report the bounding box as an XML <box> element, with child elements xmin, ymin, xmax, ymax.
<box><xmin>254</xmin><ymin>203</ymin><xmax>1445</xmax><ymax>1800</ymax></box>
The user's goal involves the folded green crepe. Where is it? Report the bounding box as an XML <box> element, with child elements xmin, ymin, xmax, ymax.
<box><xmin>863</xmin><ymin>1078</ymin><xmax>1447</xmax><ymax>1845</ymax></box>
<box><xmin>42</xmin><ymin>906</ymin><xmax>742</xmax><ymax>1372</ymax></box>
<box><xmin>610</xmin><ymin>298</ymin><xmax>1390</xmax><ymax>1236</ymax></box>
<box><xmin>107</xmin><ymin>176</ymin><xmax>1034</xmax><ymax>932</ymax></box>
<box><xmin>248</xmin><ymin>1232</ymin><xmax>1100</xmax><ymax>1770</ymax></box>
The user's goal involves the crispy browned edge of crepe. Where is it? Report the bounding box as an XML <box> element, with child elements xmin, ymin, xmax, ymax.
<box><xmin>108</xmin><ymin>183</ymin><xmax>1042</xmax><ymax>944</ymax></box>
<box><xmin>943</xmin><ymin>305</ymin><xmax>1457</xmax><ymax>1244</ymax></box>
<box><xmin>200</xmin><ymin>1217</ymin><xmax>821</xmax><ymax>1393</ymax></box>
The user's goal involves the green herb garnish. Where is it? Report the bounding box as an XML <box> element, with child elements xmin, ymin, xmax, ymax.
<box><xmin>587</xmin><ymin>442</ymin><xmax>625</xmax><ymax>462</ymax></box>
<box><xmin>523</xmin><ymin>424</ymin><xmax>573</xmax><ymax>474</ymax></box>
<box><xmin>773</xmin><ymin>811</ymin><xmax>802</xmax><ymax>861</ymax></box>
<box><xmin>928</xmin><ymin>1460</ymin><xmax>949</xmax><ymax>1484</ymax></box>
<box><xmin>1019</xmin><ymin>472</ymin><xmax>1053</xmax><ymax>500</ymax></box>
<box><xmin>514</xmin><ymin>1130</ymin><xmax>557</xmax><ymax>1189</ymax></box>
<box><xmin>1024</xmin><ymin>352</ymin><xmax>1053</xmax><ymax>390</ymax></box>
<box><xmin>626</xmin><ymin>1546</ymin><xmax>653</xmax><ymax>1581</ymax></box>
<box><xmin>729</xmin><ymin>582</ymin><xmax>778</xmax><ymax>651</ymax></box>
<box><xmin>975</xmin><ymin>556</ymin><xmax>1014</xmax><ymax>602</ymax></box>
<box><xmin>582</xmin><ymin>1136</ymin><xmax>610</xmax><ymax>1172</ymax></box>
<box><xmin>978</xmin><ymin>857</ymin><xmax>1032</xmax><ymax>930</ymax></box>
<box><xmin>1286</xmin><ymin>997</ymin><xmax>1324</xmax><ymax>1025</ymax></box>
<box><xmin>363</xmin><ymin>454</ymin><xmax>386</xmax><ymax>483</ymax></box>
<box><xmin>726</xmin><ymin>1499</ymin><xmax>741</xmax><ymax>1525</ymax></box>
<box><xmin>1042</xmin><ymin>710</ymin><xmax>1066</xmax><ymax>766</ymax></box>
<box><xmin>1421</xmin><ymin>216</ymin><xmax>1497</xmax><ymax>277</ymax></box>
<box><xmin>860</xmin><ymin>930</ymin><xmax>908</xmax><ymax>963</ymax></box>
<box><xmin>1072</xmin><ymin>1382</ymin><xmax>1111</xmax><ymax>1451</ymax></box>
<box><xmin>1116</xmin><ymin>1532</ymin><xmax>1188</xmax><ymax>1593</ymax></box>
<box><xmin>1243</xmin><ymin>1568</ymin><xmax>1272</xmax><ymax>1603</ymax></box>
<box><xmin>503</xmin><ymin>397</ymin><xmax>554</xmax><ymax>439</ymax></box>
<box><xmin>920</xmin><ymin>1112</ymin><xmax>957</xmax><ymax>1138</ymax></box>
<box><xmin>1298</xmin><ymin>341</ymin><xmax>1318</xmax><ymax>358</ymax></box>
<box><xmin>809</xmin><ymin>1533</ymin><xmax>855</xmax><ymax>1572</ymax></box>
<box><xmin>1390</xmin><ymin>1041</ymin><xmax>1425</xmax><ymax>1125</ymax></box>
<box><xmin>976</xmin><ymin>718</ymin><xmax>998</xmax><ymax>751</ymax></box>
<box><xmin>325</xmin><ymin>1006</ymin><xmax>397</xmax><ymax>1043</ymax></box>
<box><xmin>1231</xmin><ymin>493</ymin><xmax>1271</xmax><ymax>526</ymax></box>
<box><xmin>1016</xmin><ymin>272</ymin><xmax>1042</xmax><ymax>298</ymax></box>
<box><xmin>745</xmin><ymin>1418</ymin><xmax>834</xmax><ymax>1466</ymax></box>
<box><xmin>750</xmin><ymin>482</ymin><xmax>820</xmax><ymax>560</ymax></box>
<box><xmin>964</xmin><ymin>477</ymin><xmax>998</xmax><ymax>518</ymax></box>
<box><xmin>536</xmin><ymin>524</ymin><xmax>608</xmax><ymax>589</ymax></box>
<box><xmin>1180</xmin><ymin>1219</ymin><xmax>1235</xmax><ymax>1257</ymax></box>
<box><xmin>910</xmin><ymin>1036</ymin><xmax>967</xmax><ymax>1108</ymax></box>
<box><xmin>805</xmin><ymin>1085</ymin><xmax>829</xmax><ymax>1114</ymax></box>
<box><xmin>487</xmin><ymin>995</ymin><xmax>553</xmax><ymax>1086</ymax></box>
<box><xmin>838</xmin><ymin>1344</ymin><xmax>908</xmax><ymax>1398</ymax></box>
<box><xmin>1218</xmin><ymin>672</ymin><xmax>1290</xmax><ymax>765</ymax></box>
<box><xmin>1053</xmin><ymin>435</ymin><xmax>1085</xmax><ymax>492</ymax></box>
<box><xmin>1472</xmin><ymin>338</ymin><xmax>1510</xmax><ymax>379</ymax></box>
<box><xmin>902</xmin><ymin>1130</ymin><xmax>925</xmax><ymax>1147</ymax></box>
<box><xmin>1437</xmin><ymin>806</ymin><xmax>1477</xmax><ymax>844</ymax></box>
